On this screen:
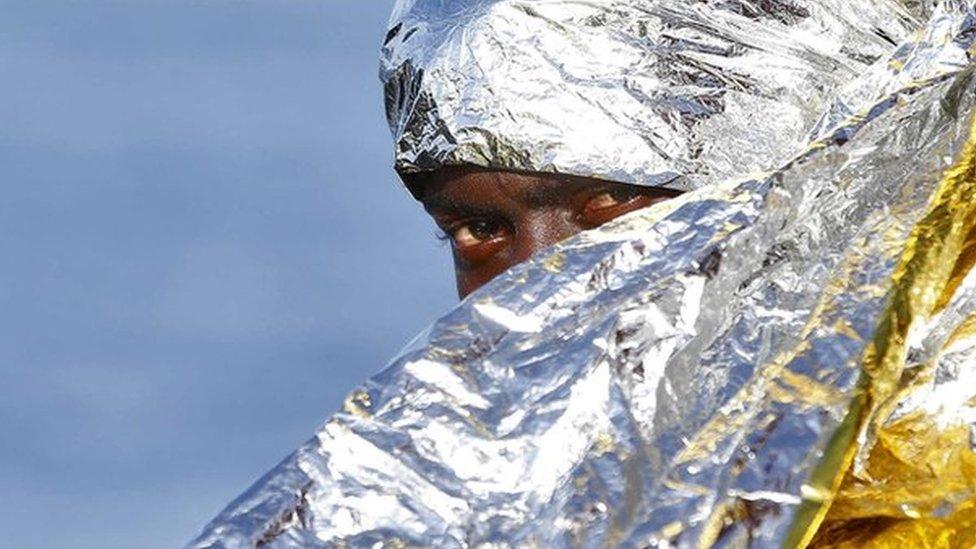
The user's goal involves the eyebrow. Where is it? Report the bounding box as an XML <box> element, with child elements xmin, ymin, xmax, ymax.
<box><xmin>422</xmin><ymin>177</ymin><xmax>593</xmax><ymax>215</ymax></box>
<box><xmin>521</xmin><ymin>179</ymin><xmax>582</xmax><ymax>208</ymax></box>
<box><xmin>421</xmin><ymin>193</ymin><xmax>503</xmax><ymax>218</ymax></box>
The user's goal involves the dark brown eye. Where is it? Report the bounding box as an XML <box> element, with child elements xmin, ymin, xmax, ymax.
<box><xmin>580</xmin><ymin>188</ymin><xmax>651</xmax><ymax>227</ymax></box>
<box><xmin>585</xmin><ymin>191</ymin><xmax>625</xmax><ymax>211</ymax></box>
<box><xmin>453</xmin><ymin>219</ymin><xmax>500</xmax><ymax>248</ymax></box>
<box><xmin>448</xmin><ymin>219</ymin><xmax>510</xmax><ymax>264</ymax></box>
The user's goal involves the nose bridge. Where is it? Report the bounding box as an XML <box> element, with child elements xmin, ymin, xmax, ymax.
<box><xmin>512</xmin><ymin>208</ymin><xmax>579</xmax><ymax>263</ymax></box>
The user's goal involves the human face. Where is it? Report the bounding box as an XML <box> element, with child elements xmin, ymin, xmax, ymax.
<box><xmin>411</xmin><ymin>167</ymin><xmax>681</xmax><ymax>298</ymax></box>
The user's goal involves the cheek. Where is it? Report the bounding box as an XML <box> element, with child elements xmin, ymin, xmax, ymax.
<box><xmin>452</xmin><ymin>249</ymin><xmax>512</xmax><ymax>298</ymax></box>
<box><xmin>455</xmin><ymin>274</ymin><xmax>478</xmax><ymax>299</ymax></box>
<box><xmin>453</xmin><ymin>265</ymin><xmax>492</xmax><ymax>299</ymax></box>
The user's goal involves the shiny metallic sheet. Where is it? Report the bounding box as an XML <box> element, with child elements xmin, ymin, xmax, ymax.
<box><xmin>382</xmin><ymin>0</ymin><xmax>919</xmax><ymax>192</ymax></box>
<box><xmin>191</xmin><ymin>2</ymin><xmax>976</xmax><ymax>547</ymax></box>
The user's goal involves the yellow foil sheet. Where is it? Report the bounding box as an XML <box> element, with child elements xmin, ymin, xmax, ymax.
<box><xmin>803</xmin><ymin>107</ymin><xmax>976</xmax><ymax>547</ymax></box>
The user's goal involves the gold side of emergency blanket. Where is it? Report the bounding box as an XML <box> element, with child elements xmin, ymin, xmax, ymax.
<box><xmin>801</xmin><ymin>99</ymin><xmax>976</xmax><ymax>548</ymax></box>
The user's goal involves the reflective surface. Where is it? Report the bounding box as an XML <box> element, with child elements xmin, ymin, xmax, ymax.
<box><xmin>192</xmin><ymin>1</ymin><xmax>976</xmax><ymax>547</ymax></box>
<box><xmin>382</xmin><ymin>0</ymin><xmax>918</xmax><ymax>192</ymax></box>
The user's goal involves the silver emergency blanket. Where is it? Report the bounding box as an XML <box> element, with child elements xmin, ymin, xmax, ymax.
<box><xmin>381</xmin><ymin>0</ymin><xmax>920</xmax><ymax>192</ymax></box>
<box><xmin>191</xmin><ymin>1</ymin><xmax>976</xmax><ymax>547</ymax></box>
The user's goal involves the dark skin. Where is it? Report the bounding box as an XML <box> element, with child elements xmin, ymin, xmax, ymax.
<box><xmin>407</xmin><ymin>167</ymin><xmax>682</xmax><ymax>298</ymax></box>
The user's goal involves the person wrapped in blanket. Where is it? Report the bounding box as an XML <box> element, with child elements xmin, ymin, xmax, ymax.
<box><xmin>192</xmin><ymin>1</ymin><xmax>976</xmax><ymax>546</ymax></box>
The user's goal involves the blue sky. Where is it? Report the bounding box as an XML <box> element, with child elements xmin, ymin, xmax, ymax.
<box><xmin>0</xmin><ymin>2</ymin><xmax>457</xmax><ymax>546</ymax></box>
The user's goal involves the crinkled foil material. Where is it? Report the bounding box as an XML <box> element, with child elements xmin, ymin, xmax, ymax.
<box><xmin>191</xmin><ymin>2</ymin><xmax>976</xmax><ymax>548</ymax></box>
<box><xmin>381</xmin><ymin>0</ymin><xmax>920</xmax><ymax>192</ymax></box>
